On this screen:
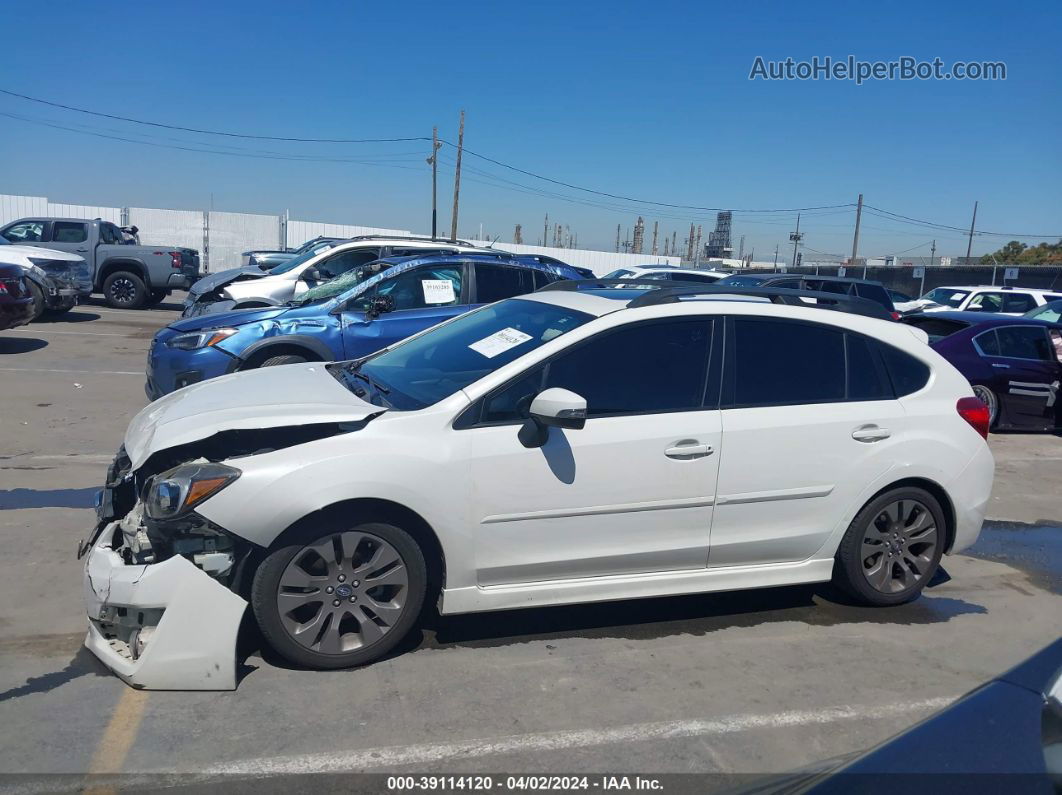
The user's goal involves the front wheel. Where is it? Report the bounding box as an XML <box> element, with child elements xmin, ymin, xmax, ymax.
<box><xmin>102</xmin><ymin>271</ymin><xmax>148</xmax><ymax>309</ymax></box>
<box><xmin>833</xmin><ymin>487</ymin><xmax>944</xmax><ymax>606</ymax></box>
<box><xmin>259</xmin><ymin>354</ymin><xmax>308</xmax><ymax>368</ymax></box>
<box><xmin>251</xmin><ymin>521</ymin><xmax>427</xmax><ymax>669</ymax></box>
<box><xmin>25</xmin><ymin>281</ymin><xmax>45</xmax><ymax>321</ymax></box>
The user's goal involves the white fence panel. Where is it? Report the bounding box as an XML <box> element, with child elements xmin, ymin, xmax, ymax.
<box><xmin>46</xmin><ymin>203</ymin><xmax>122</xmax><ymax>224</ymax></box>
<box><xmin>208</xmin><ymin>211</ymin><xmax>281</xmax><ymax>272</ymax></box>
<box><xmin>128</xmin><ymin>207</ymin><xmax>205</xmax><ymax>260</ymax></box>
<box><xmin>472</xmin><ymin>240</ymin><xmax>678</xmax><ymax>275</ymax></box>
<box><xmin>286</xmin><ymin>219</ymin><xmax>410</xmax><ymax>248</ymax></box>
<box><xmin>0</xmin><ymin>194</ymin><xmax>48</xmax><ymax>226</ymax></box>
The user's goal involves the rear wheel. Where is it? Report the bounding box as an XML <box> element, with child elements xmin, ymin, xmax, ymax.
<box><xmin>971</xmin><ymin>384</ymin><xmax>998</xmax><ymax>429</ymax></box>
<box><xmin>252</xmin><ymin>521</ymin><xmax>426</xmax><ymax>669</ymax></box>
<box><xmin>102</xmin><ymin>271</ymin><xmax>147</xmax><ymax>309</ymax></box>
<box><xmin>833</xmin><ymin>487</ymin><xmax>944</xmax><ymax>606</ymax></box>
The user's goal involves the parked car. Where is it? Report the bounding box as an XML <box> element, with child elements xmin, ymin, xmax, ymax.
<box><xmin>0</xmin><ymin>236</ymin><xmax>91</xmax><ymax>320</ymax></box>
<box><xmin>604</xmin><ymin>265</ymin><xmax>731</xmax><ymax>283</ymax></box>
<box><xmin>147</xmin><ymin>254</ymin><xmax>584</xmax><ymax>398</ymax></box>
<box><xmin>904</xmin><ymin>311</ymin><xmax>1062</xmax><ymax>431</ymax></box>
<box><xmin>913</xmin><ymin>285</ymin><xmax>1062</xmax><ymax>316</ymax></box>
<box><xmin>887</xmin><ymin>288</ymin><xmax>922</xmax><ymax>313</ymax></box>
<box><xmin>761</xmin><ymin>638</ymin><xmax>1062</xmax><ymax>791</ymax></box>
<box><xmin>0</xmin><ymin>264</ymin><xmax>35</xmax><ymax>331</ymax></box>
<box><xmin>715</xmin><ymin>273</ymin><xmax>899</xmax><ymax>319</ymax></box>
<box><xmin>0</xmin><ymin>217</ymin><xmax>200</xmax><ymax>309</ymax></box>
<box><xmin>182</xmin><ymin>236</ymin><xmax>488</xmax><ymax>317</ymax></box>
<box><xmin>1025</xmin><ymin>299</ymin><xmax>1062</xmax><ymax>324</ymax></box>
<box><xmin>83</xmin><ymin>280</ymin><xmax>993</xmax><ymax>689</ymax></box>
<box><xmin>240</xmin><ymin>236</ymin><xmax>346</xmax><ymax>271</ymax></box>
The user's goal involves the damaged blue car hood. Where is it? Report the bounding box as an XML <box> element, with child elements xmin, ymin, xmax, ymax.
<box><xmin>167</xmin><ymin>305</ymin><xmax>290</xmax><ymax>333</ymax></box>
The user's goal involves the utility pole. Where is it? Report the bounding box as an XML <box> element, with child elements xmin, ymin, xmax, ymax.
<box><xmin>694</xmin><ymin>225</ymin><xmax>703</xmax><ymax>266</ymax></box>
<box><xmin>428</xmin><ymin>125</ymin><xmax>441</xmax><ymax>239</ymax></box>
<box><xmin>930</xmin><ymin>239</ymin><xmax>936</xmax><ymax>267</ymax></box>
<box><xmin>615</xmin><ymin>224</ymin><xmax>621</xmax><ymax>253</ymax></box>
<box><xmin>651</xmin><ymin>221</ymin><xmax>659</xmax><ymax>256</ymax></box>
<box><xmin>543</xmin><ymin>214</ymin><xmax>549</xmax><ymax>246</ymax></box>
<box><xmin>965</xmin><ymin>201</ymin><xmax>978</xmax><ymax>263</ymax></box>
<box><xmin>514</xmin><ymin>224</ymin><xmax>522</xmax><ymax>244</ymax></box>
<box><xmin>790</xmin><ymin>213</ymin><xmax>802</xmax><ymax>268</ymax></box>
<box><xmin>671</xmin><ymin>231</ymin><xmax>677</xmax><ymax>260</ymax></box>
<box><xmin>449</xmin><ymin>110</ymin><xmax>465</xmax><ymax>242</ymax></box>
<box><xmin>773</xmin><ymin>243</ymin><xmax>779</xmax><ymax>267</ymax></box>
<box><xmin>850</xmin><ymin>193</ymin><xmax>863</xmax><ymax>268</ymax></box>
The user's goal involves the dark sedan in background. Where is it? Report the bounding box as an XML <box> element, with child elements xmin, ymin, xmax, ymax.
<box><xmin>904</xmin><ymin>311</ymin><xmax>1062</xmax><ymax>431</ymax></box>
<box><xmin>0</xmin><ymin>264</ymin><xmax>35</xmax><ymax>331</ymax></box>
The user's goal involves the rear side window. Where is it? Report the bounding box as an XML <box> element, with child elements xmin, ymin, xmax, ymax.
<box><xmin>1001</xmin><ymin>293</ymin><xmax>1037</xmax><ymax>313</ymax></box>
<box><xmin>854</xmin><ymin>284</ymin><xmax>894</xmax><ymax>311</ymax></box>
<box><xmin>996</xmin><ymin>326</ymin><xmax>1052</xmax><ymax>361</ymax></box>
<box><xmin>973</xmin><ymin>329</ymin><xmax>1001</xmax><ymax>356</ymax></box>
<box><xmin>52</xmin><ymin>221</ymin><xmax>88</xmax><ymax>243</ymax></box>
<box><xmin>878</xmin><ymin>343</ymin><xmax>930</xmax><ymax>396</ymax></box>
<box><xmin>731</xmin><ymin>318</ymin><xmax>845</xmax><ymax>406</ymax></box>
<box><xmin>846</xmin><ymin>334</ymin><xmax>892</xmax><ymax>401</ymax></box>
<box><xmin>475</xmin><ymin>264</ymin><xmax>537</xmax><ymax>303</ymax></box>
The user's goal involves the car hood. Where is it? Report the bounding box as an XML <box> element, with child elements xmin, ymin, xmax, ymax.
<box><xmin>167</xmin><ymin>305</ymin><xmax>289</xmax><ymax>333</ymax></box>
<box><xmin>0</xmin><ymin>244</ymin><xmax>85</xmax><ymax>264</ymax></box>
<box><xmin>189</xmin><ymin>267</ymin><xmax>266</xmax><ymax>296</ymax></box>
<box><xmin>125</xmin><ymin>363</ymin><xmax>385</xmax><ymax>468</ymax></box>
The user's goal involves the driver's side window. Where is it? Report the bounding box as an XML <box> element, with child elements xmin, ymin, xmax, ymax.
<box><xmin>967</xmin><ymin>293</ymin><xmax>1002</xmax><ymax>312</ymax></box>
<box><xmin>354</xmin><ymin>266</ymin><xmax>463</xmax><ymax>312</ymax></box>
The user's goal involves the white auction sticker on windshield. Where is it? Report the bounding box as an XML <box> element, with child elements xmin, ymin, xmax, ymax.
<box><xmin>468</xmin><ymin>327</ymin><xmax>533</xmax><ymax>358</ymax></box>
<box><xmin>422</xmin><ymin>279</ymin><xmax>456</xmax><ymax>304</ymax></box>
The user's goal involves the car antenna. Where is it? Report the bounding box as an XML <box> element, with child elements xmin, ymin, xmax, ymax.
<box><xmin>486</xmin><ymin>235</ymin><xmax>500</xmax><ymax>249</ymax></box>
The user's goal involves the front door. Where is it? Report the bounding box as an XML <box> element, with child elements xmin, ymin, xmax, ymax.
<box><xmin>466</xmin><ymin>318</ymin><xmax>721</xmax><ymax>586</ymax></box>
<box><xmin>340</xmin><ymin>264</ymin><xmax>466</xmax><ymax>358</ymax></box>
<box><xmin>711</xmin><ymin>317</ymin><xmax>908</xmax><ymax>567</ymax></box>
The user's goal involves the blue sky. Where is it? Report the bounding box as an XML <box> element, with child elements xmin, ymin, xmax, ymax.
<box><xmin>3</xmin><ymin>0</ymin><xmax>1059</xmax><ymax>259</ymax></box>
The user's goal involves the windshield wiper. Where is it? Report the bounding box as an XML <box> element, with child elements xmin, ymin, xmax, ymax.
<box><xmin>339</xmin><ymin>361</ymin><xmax>392</xmax><ymax>407</ymax></box>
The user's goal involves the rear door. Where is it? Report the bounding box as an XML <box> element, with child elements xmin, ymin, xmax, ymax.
<box><xmin>711</xmin><ymin>316</ymin><xmax>908</xmax><ymax>567</ymax></box>
<box><xmin>46</xmin><ymin>220</ymin><xmax>93</xmax><ymax>260</ymax></box>
<box><xmin>339</xmin><ymin>263</ymin><xmax>466</xmax><ymax>357</ymax></box>
<box><xmin>975</xmin><ymin>325</ymin><xmax>1060</xmax><ymax>429</ymax></box>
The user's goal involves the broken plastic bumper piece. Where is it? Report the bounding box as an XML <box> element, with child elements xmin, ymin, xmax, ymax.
<box><xmin>83</xmin><ymin>522</ymin><xmax>246</xmax><ymax>691</ymax></box>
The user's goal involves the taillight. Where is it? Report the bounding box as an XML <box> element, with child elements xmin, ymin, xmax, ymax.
<box><xmin>956</xmin><ymin>397</ymin><xmax>990</xmax><ymax>440</ymax></box>
<box><xmin>170</xmin><ymin>251</ymin><xmax>182</xmax><ymax>269</ymax></box>
<box><xmin>890</xmin><ymin>311</ymin><xmax>901</xmax><ymax>321</ymax></box>
<box><xmin>0</xmin><ymin>282</ymin><xmax>8</xmax><ymax>295</ymax></box>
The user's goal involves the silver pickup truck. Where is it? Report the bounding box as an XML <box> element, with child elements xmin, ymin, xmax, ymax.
<box><xmin>0</xmin><ymin>217</ymin><xmax>200</xmax><ymax>309</ymax></box>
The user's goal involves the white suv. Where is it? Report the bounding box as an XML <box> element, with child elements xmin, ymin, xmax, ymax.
<box><xmin>82</xmin><ymin>283</ymin><xmax>995</xmax><ymax>689</ymax></box>
<box><xmin>604</xmin><ymin>265</ymin><xmax>732</xmax><ymax>283</ymax></box>
<box><xmin>917</xmin><ymin>285</ymin><xmax>1062</xmax><ymax>315</ymax></box>
<box><xmin>183</xmin><ymin>236</ymin><xmax>491</xmax><ymax>316</ymax></box>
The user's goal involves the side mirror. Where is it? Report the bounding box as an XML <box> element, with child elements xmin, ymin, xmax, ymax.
<box><xmin>518</xmin><ymin>388</ymin><xmax>587</xmax><ymax>448</ymax></box>
<box><xmin>365</xmin><ymin>294</ymin><xmax>395</xmax><ymax>319</ymax></box>
<box><xmin>304</xmin><ymin>266</ymin><xmax>323</xmax><ymax>282</ymax></box>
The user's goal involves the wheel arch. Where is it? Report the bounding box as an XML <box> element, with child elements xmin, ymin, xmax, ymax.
<box><xmin>232</xmin><ymin>335</ymin><xmax>333</xmax><ymax>371</ymax></box>
<box><xmin>861</xmin><ymin>476</ymin><xmax>957</xmax><ymax>554</ymax></box>
<box><xmin>243</xmin><ymin>497</ymin><xmax>446</xmax><ymax>598</ymax></box>
<box><xmin>98</xmin><ymin>258</ymin><xmax>147</xmax><ymax>288</ymax></box>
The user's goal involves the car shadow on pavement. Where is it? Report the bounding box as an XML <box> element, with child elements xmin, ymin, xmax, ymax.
<box><xmin>0</xmin><ymin>336</ymin><xmax>48</xmax><ymax>354</ymax></box>
<box><xmin>239</xmin><ymin>571</ymin><xmax>985</xmax><ymax>678</ymax></box>
<box><xmin>0</xmin><ymin>647</ymin><xmax>110</xmax><ymax>704</ymax></box>
<box><xmin>0</xmin><ymin>487</ymin><xmax>99</xmax><ymax>510</ymax></box>
<box><xmin>37</xmin><ymin>310</ymin><xmax>101</xmax><ymax>323</ymax></box>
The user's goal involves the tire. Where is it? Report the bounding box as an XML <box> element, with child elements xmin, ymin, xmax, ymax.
<box><xmin>102</xmin><ymin>271</ymin><xmax>148</xmax><ymax>309</ymax></box>
<box><xmin>145</xmin><ymin>289</ymin><xmax>168</xmax><ymax>306</ymax></box>
<box><xmin>259</xmin><ymin>354</ymin><xmax>308</xmax><ymax>368</ymax></box>
<box><xmin>42</xmin><ymin>297</ymin><xmax>76</xmax><ymax>316</ymax></box>
<box><xmin>25</xmin><ymin>281</ymin><xmax>46</xmax><ymax>321</ymax></box>
<box><xmin>832</xmin><ymin>487</ymin><xmax>945</xmax><ymax>606</ymax></box>
<box><xmin>252</xmin><ymin>520</ymin><xmax>427</xmax><ymax>669</ymax></box>
<box><xmin>971</xmin><ymin>384</ymin><xmax>998</xmax><ymax>429</ymax></box>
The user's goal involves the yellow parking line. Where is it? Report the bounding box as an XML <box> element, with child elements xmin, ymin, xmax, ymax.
<box><xmin>84</xmin><ymin>686</ymin><xmax>149</xmax><ymax>789</ymax></box>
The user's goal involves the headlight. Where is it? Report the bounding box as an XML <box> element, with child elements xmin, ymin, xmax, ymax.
<box><xmin>143</xmin><ymin>463</ymin><xmax>240</xmax><ymax>520</ymax></box>
<box><xmin>166</xmin><ymin>328</ymin><xmax>238</xmax><ymax>350</ymax></box>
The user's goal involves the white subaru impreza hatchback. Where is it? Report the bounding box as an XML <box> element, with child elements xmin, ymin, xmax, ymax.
<box><xmin>82</xmin><ymin>281</ymin><xmax>995</xmax><ymax>690</ymax></box>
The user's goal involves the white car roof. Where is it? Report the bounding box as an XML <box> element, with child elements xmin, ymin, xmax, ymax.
<box><xmin>934</xmin><ymin>285</ymin><xmax>1050</xmax><ymax>294</ymax></box>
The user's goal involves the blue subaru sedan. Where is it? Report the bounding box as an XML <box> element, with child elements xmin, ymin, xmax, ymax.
<box><xmin>146</xmin><ymin>253</ymin><xmax>582</xmax><ymax>399</ymax></box>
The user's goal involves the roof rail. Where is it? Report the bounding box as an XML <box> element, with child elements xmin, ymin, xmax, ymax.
<box><xmin>537</xmin><ymin>279</ymin><xmax>892</xmax><ymax>320</ymax></box>
<box><xmin>340</xmin><ymin>234</ymin><xmax>476</xmax><ymax>245</ymax></box>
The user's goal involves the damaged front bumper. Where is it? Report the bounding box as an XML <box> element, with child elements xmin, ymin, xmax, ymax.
<box><xmin>83</xmin><ymin>523</ymin><xmax>247</xmax><ymax>690</ymax></box>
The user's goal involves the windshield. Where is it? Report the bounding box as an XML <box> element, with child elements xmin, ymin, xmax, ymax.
<box><xmin>270</xmin><ymin>245</ymin><xmax>334</xmax><ymax>275</ymax></box>
<box><xmin>1027</xmin><ymin>302</ymin><xmax>1062</xmax><ymax>323</ymax></box>
<box><xmin>923</xmin><ymin>288</ymin><xmax>969</xmax><ymax>308</ymax></box>
<box><xmin>333</xmin><ymin>298</ymin><xmax>594</xmax><ymax>409</ymax></box>
<box><xmin>603</xmin><ymin>269</ymin><xmax>634</xmax><ymax>279</ymax></box>
<box><xmin>716</xmin><ymin>274</ymin><xmax>768</xmax><ymax>287</ymax></box>
<box><xmin>290</xmin><ymin>262</ymin><xmax>384</xmax><ymax>305</ymax></box>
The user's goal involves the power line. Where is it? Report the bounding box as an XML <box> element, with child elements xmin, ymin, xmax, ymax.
<box><xmin>864</xmin><ymin>204</ymin><xmax>1060</xmax><ymax>240</ymax></box>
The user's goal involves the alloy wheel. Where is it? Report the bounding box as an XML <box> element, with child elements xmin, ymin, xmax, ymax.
<box><xmin>276</xmin><ymin>531</ymin><xmax>409</xmax><ymax>654</ymax></box>
<box><xmin>971</xmin><ymin>385</ymin><xmax>997</xmax><ymax>426</ymax></box>
<box><xmin>860</xmin><ymin>499</ymin><xmax>938</xmax><ymax>594</ymax></box>
<box><xmin>110</xmin><ymin>277</ymin><xmax>137</xmax><ymax>304</ymax></box>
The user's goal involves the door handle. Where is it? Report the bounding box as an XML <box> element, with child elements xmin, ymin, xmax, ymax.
<box><xmin>76</xmin><ymin>247</ymin><xmax>89</xmax><ymax>252</ymax></box>
<box><xmin>852</xmin><ymin>425</ymin><xmax>891</xmax><ymax>442</ymax></box>
<box><xmin>991</xmin><ymin>363</ymin><xmax>1010</xmax><ymax>369</ymax></box>
<box><xmin>665</xmin><ymin>442</ymin><xmax>713</xmax><ymax>459</ymax></box>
